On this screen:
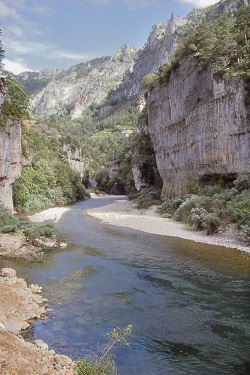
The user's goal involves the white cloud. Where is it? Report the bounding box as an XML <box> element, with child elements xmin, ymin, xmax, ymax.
<box><xmin>179</xmin><ymin>0</ymin><xmax>220</xmax><ymax>7</ymax></box>
<box><xmin>3</xmin><ymin>58</ymin><xmax>35</xmax><ymax>74</ymax></box>
<box><xmin>0</xmin><ymin>0</ymin><xmax>51</xmax><ymax>17</ymax></box>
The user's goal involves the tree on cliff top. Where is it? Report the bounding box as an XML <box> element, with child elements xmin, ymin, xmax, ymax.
<box><xmin>1</xmin><ymin>79</ymin><xmax>29</xmax><ymax>120</ymax></box>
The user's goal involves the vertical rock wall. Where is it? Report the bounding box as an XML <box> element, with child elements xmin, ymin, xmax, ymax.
<box><xmin>146</xmin><ymin>58</ymin><xmax>250</xmax><ymax>198</ymax></box>
<box><xmin>0</xmin><ymin>120</ymin><xmax>22</xmax><ymax>211</ymax></box>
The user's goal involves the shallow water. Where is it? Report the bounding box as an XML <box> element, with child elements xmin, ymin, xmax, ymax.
<box><xmin>1</xmin><ymin>197</ymin><xmax>250</xmax><ymax>375</ymax></box>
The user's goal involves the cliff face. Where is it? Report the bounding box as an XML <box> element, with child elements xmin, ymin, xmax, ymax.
<box><xmin>109</xmin><ymin>13</ymin><xmax>186</xmax><ymax>102</ymax></box>
<box><xmin>26</xmin><ymin>45</ymin><xmax>138</xmax><ymax>119</ymax></box>
<box><xmin>62</xmin><ymin>144</ymin><xmax>85</xmax><ymax>178</ymax></box>
<box><xmin>146</xmin><ymin>58</ymin><xmax>250</xmax><ymax>198</ymax></box>
<box><xmin>0</xmin><ymin>119</ymin><xmax>22</xmax><ymax>211</ymax></box>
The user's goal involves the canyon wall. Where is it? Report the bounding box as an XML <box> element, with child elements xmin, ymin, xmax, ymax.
<box><xmin>146</xmin><ymin>58</ymin><xmax>250</xmax><ymax>198</ymax></box>
<box><xmin>0</xmin><ymin>80</ymin><xmax>22</xmax><ymax>211</ymax></box>
<box><xmin>0</xmin><ymin>120</ymin><xmax>22</xmax><ymax>211</ymax></box>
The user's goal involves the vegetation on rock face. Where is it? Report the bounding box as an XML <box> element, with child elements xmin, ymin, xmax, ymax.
<box><xmin>13</xmin><ymin>121</ymin><xmax>89</xmax><ymax>212</ymax></box>
<box><xmin>1</xmin><ymin>78</ymin><xmax>30</xmax><ymax>122</ymax></box>
<box><xmin>141</xmin><ymin>5</ymin><xmax>250</xmax><ymax>90</ymax></box>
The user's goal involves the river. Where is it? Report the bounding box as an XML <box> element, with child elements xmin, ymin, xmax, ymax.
<box><xmin>1</xmin><ymin>197</ymin><xmax>250</xmax><ymax>374</ymax></box>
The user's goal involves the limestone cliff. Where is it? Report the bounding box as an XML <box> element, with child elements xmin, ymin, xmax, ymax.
<box><xmin>108</xmin><ymin>13</ymin><xmax>186</xmax><ymax>102</ymax></box>
<box><xmin>146</xmin><ymin>58</ymin><xmax>250</xmax><ymax>198</ymax></box>
<box><xmin>0</xmin><ymin>119</ymin><xmax>22</xmax><ymax>211</ymax></box>
<box><xmin>62</xmin><ymin>144</ymin><xmax>85</xmax><ymax>178</ymax></box>
<box><xmin>26</xmin><ymin>45</ymin><xmax>138</xmax><ymax>119</ymax></box>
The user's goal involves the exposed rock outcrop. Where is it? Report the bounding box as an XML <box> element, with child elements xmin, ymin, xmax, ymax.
<box><xmin>62</xmin><ymin>144</ymin><xmax>85</xmax><ymax>178</ymax></box>
<box><xmin>146</xmin><ymin>58</ymin><xmax>250</xmax><ymax>198</ymax></box>
<box><xmin>0</xmin><ymin>119</ymin><xmax>22</xmax><ymax>211</ymax></box>
<box><xmin>108</xmin><ymin>13</ymin><xmax>186</xmax><ymax>102</ymax></box>
<box><xmin>28</xmin><ymin>45</ymin><xmax>139</xmax><ymax>119</ymax></box>
<box><xmin>0</xmin><ymin>268</ymin><xmax>74</xmax><ymax>375</ymax></box>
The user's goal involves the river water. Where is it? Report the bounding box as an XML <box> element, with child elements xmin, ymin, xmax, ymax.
<box><xmin>1</xmin><ymin>197</ymin><xmax>250</xmax><ymax>374</ymax></box>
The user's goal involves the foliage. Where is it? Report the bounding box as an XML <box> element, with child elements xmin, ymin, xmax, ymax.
<box><xmin>129</xmin><ymin>188</ymin><xmax>162</xmax><ymax>209</ymax></box>
<box><xmin>0</xmin><ymin>202</ymin><xmax>55</xmax><ymax>238</ymax></box>
<box><xmin>160</xmin><ymin>171</ymin><xmax>250</xmax><ymax>239</ymax></box>
<box><xmin>74</xmin><ymin>325</ymin><xmax>132</xmax><ymax>375</ymax></box>
<box><xmin>144</xmin><ymin>5</ymin><xmax>250</xmax><ymax>91</ymax></box>
<box><xmin>0</xmin><ymin>203</ymin><xmax>19</xmax><ymax>233</ymax></box>
<box><xmin>1</xmin><ymin>79</ymin><xmax>29</xmax><ymax>120</ymax></box>
<box><xmin>24</xmin><ymin>224</ymin><xmax>55</xmax><ymax>239</ymax></box>
<box><xmin>13</xmin><ymin>122</ymin><xmax>89</xmax><ymax>212</ymax></box>
<box><xmin>140</xmin><ymin>73</ymin><xmax>158</xmax><ymax>90</ymax></box>
<box><xmin>188</xmin><ymin>207</ymin><xmax>209</xmax><ymax>229</ymax></box>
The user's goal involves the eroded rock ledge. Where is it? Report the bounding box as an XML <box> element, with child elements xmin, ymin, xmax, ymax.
<box><xmin>0</xmin><ymin>268</ymin><xmax>74</xmax><ymax>375</ymax></box>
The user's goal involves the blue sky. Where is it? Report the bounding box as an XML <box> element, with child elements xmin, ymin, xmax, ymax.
<box><xmin>0</xmin><ymin>0</ymin><xmax>219</xmax><ymax>74</ymax></box>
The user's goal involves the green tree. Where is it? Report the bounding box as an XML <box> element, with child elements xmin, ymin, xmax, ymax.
<box><xmin>140</xmin><ymin>73</ymin><xmax>158</xmax><ymax>90</ymax></box>
<box><xmin>1</xmin><ymin>80</ymin><xmax>29</xmax><ymax>119</ymax></box>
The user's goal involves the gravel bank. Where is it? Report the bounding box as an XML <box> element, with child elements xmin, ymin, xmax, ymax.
<box><xmin>87</xmin><ymin>197</ymin><xmax>250</xmax><ymax>255</ymax></box>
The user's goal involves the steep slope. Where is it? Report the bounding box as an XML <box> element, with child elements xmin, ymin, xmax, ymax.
<box><xmin>0</xmin><ymin>80</ymin><xmax>22</xmax><ymax>211</ymax></box>
<box><xmin>24</xmin><ymin>45</ymin><xmax>138</xmax><ymax>119</ymax></box>
<box><xmin>146</xmin><ymin>57</ymin><xmax>250</xmax><ymax>198</ymax></box>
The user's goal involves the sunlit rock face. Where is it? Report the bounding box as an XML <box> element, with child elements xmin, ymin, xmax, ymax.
<box><xmin>0</xmin><ymin>119</ymin><xmax>22</xmax><ymax>211</ymax></box>
<box><xmin>26</xmin><ymin>45</ymin><xmax>139</xmax><ymax>119</ymax></box>
<box><xmin>146</xmin><ymin>58</ymin><xmax>250</xmax><ymax>199</ymax></box>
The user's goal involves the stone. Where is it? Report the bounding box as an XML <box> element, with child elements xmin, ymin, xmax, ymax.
<box><xmin>0</xmin><ymin>119</ymin><xmax>22</xmax><ymax>212</ymax></box>
<box><xmin>34</xmin><ymin>339</ymin><xmax>49</xmax><ymax>351</ymax></box>
<box><xmin>30</xmin><ymin>284</ymin><xmax>43</xmax><ymax>294</ymax></box>
<box><xmin>55</xmin><ymin>354</ymin><xmax>73</xmax><ymax>367</ymax></box>
<box><xmin>146</xmin><ymin>57</ymin><xmax>250</xmax><ymax>199</ymax></box>
<box><xmin>0</xmin><ymin>268</ymin><xmax>16</xmax><ymax>278</ymax></box>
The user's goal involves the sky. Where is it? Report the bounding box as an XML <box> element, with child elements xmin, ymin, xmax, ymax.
<box><xmin>0</xmin><ymin>0</ymin><xmax>220</xmax><ymax>74</ymax></box>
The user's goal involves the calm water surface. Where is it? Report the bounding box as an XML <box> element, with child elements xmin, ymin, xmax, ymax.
<box><xmin>1</xmin><ymin>197</ymin><xmax>250</xmax><ymax>375</ymax></box>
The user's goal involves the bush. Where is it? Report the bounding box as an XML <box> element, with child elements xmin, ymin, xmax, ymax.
<box><xmin>240</xmin><ymin>224</ymin><xmax>250</xmax><ymax>242</ymax></box>
<box><xmin>0</xmin><ymin>203</ymin><xmax>19</xmax><ymax>233</ymax></box>
<box><xmin>74</xmin><ymin>325</ymin><xmax>132</xmax><ymax>375</ymax></box>
<box><xmin>202</xmin><ymin>213</ymin><xmax>220</xmax><ymax>234</ymax></box>
<box><xmin>174</xmin><ymin>195</ymin><xmax>200</xmax><ymax>221</ymax></box>
<box><xmin>188</xmin><ymin>207</ymin><xmax>209</xmax><ymax>229</ymax></box>
<box><xmin>228</xmin><ymin>190</ymin><xmax>250</xmax><ymax>225</ymax></box>
<box><xmin>233</xmin><ymin>170</ymin><xmax>250</xmax><ymax>192</ymax></box>
<box><xmin>1</xmin><ymin>224</ymin><xmax>18</xmax><ymax>233</ymax></box>
<box><xmin>161</xmin><ymin>197</ymin><xmax>184</xmax><ymax>216</ymax></box>
<box><xmin>24</xmin><ymin>224</ymin><xmax>55</xmax><ymax>239</ymax></box>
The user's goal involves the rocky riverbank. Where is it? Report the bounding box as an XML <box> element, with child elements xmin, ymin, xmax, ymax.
<box><xmin>0</xmin><ymin>268</ymin><xmax>74</xmax><ymax>375</ymax></box>
<box><xmin>0</xmin><ymin>232</ymin><xmax>67</xmax><ymax>261</ymax></box>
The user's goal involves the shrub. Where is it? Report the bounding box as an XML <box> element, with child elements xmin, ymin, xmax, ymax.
<box><xmin>74</xmin><ymin>325</ymin><xmax>132</xmax><ymax>375</ymax></box>
<box><xmin>174</xmin><ymin>195</ymin><xmax>200</xmax><ymax>221</ymax></box>
<box><xmin>188</xmin><ymin>207</ymin><xmax>209</xmax><ymax>229</ymax></box>
<box><xmin>161</xmin><ymin>197</ymin><xmax>184</xmax><ymax>216</ymax></box>
<box><xmin>202</xmin><ymin>213</ymin><xmax>220</xmax><ymax>234</ymax></box>
<box><xmin>1</xmin><ymin>224</ymin><xmax>18</xmax><ymax>233</ymax></box>
<box><xmin>233</xmin><ymin>170</ymin><xmax>250</xmax><ymax>192</ymax></box>
<box><xmin>0</xmin><ymin>203</ymin><xmax>19</xmax><ymax>232</ymax></box>
<box><xmin>24</xmin><ymin>224</ymin><xmax>55</xmax><ymax>239</ymax></box>
<box><xmin>240</xmin><ymin>224</ymin><xmax>250</xmax><ymax>242</ymax></box>
<box><xmin>228</xmin><ymin>190</ymin><xmax>250</xmax><ymax>225</ymax></box>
